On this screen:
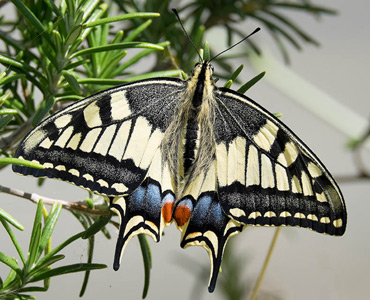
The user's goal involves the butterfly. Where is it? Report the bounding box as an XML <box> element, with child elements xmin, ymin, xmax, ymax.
<box><xmin>12</xmin><ymin>20</ymin><xmax>346</xmax><ymax>293</ymax></box>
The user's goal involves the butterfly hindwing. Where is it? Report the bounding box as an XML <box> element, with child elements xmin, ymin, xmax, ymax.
<box><xmin>172</xmin><ymin>160</ymin><xmax>244</xmax><ymax>292</ymax></box>
<box><xmin>13</xmin><ymin>78</ymin><xmax>186</xmax><ymax>196</ymax></box>
<box><xmin>110</xmin><ymin>147</ymin><xmax>175</xmax><ymax>270</ymax></box>
<box><xmin>213</xmin><ymin>87</ymin><xmax>346</xmax><ymax>235</ymax></box>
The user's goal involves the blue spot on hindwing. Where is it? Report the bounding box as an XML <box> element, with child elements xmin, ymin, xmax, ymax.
<box><xmin>131</xmin><ymin>185</ymin><xmax>146</xmax><ymax>208</ymax></box>
<box><xmin>192</xmin><ymin>195</ymin><xmax>212</xmax><ymax>226</ymax></box>
<box><xmin>146</xmin><ymin>183</ymin><xmax>161</xmax><ymax>215</ymax></box>
<box><xmin>209</xmin><ymin>202</ymin><xmax>225</xmax><ymax>230</ymax></box>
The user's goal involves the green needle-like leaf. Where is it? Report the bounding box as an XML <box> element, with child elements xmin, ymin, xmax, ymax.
<box><xmin>0</xmin><ymin>115</ymin><xmax>13</xmax><ymax>129</ymax></box>
<box><xmin>82</xmin><ymin>215</ymin><xmax>111</xmax><ymax>239</ymax></box>
<box><xmin>28</xmin><ymin>263</ymin><xmax>106</xmax><ymax>283</ymax></box>
<box><xmin>71</xmin><ymin>42</ymin><xmax>163</xmax><ymax>58</ymax></box>
<box><xmin>0</xmin><ymin>74</ymin><xmax>26</xmax><ymax>86</ymax></box>
<box><xmin>0</xmin><ymin>208</ymin><xmax>24</xmax><ymax>231</ymax></box>
<box><xmin>229</xmin><ymin>64</ymin><xmax>244</xmax><ymax>82</ymax></box>
<box><xmin>237</xmin><ymin>71</ymin><xmax>266</xmax><ymax>94</ymax></box>
<box><xmin>61</xmin><ymin>70</ymin><xmax>82</xmax><ymax>95</ymax></box>
<box><xmin>84</xmin><ymin>12</ymin><xmax>160</xmax><ymax>28</ymax></box>
<box><xmin>11</xmin><ymin>0</ymin><xmax>53</xmax><ymax>46</ymax></box>
<box><xmin>36</xmin><ymin>231</ymin><xmax>85</xmax><ymax>267</ymax></box>
<box><xmin>32</xmin><ymin>95</ymin><xmax>56</xmax><ymax>126</ymax></box>
<box><xmin>0</xmin><ymin>157</ymin><xmax>44</xmax><ymax>169</ymax></box>
<box><xmin>37</xmin><ymin>204</ymin><xmax>62</xmax><ymax>260</ymax></box>
<box><xmin>30</xmin><ymin>255</ymin><xmax>65</xmax><ymax>276</ymax></box>
<box><xmin>0</xmin><ymin>252</ymin><xmax>22</xmax><ymax>275</ymax></box>
<box><xmin>139</xmin><ymin>234</ymin><xmax>152</xmax><ymax>299</ymax></box>
<box><xmin>124</xmin><ymin>19</ymin><xmax>152</xmax><ymax>42</ymax></box>
<box><xmin>27</xmin><ymin>201</ymin><xmax>44</xmax><ymax>270</ymax></box>
<box><xmin>0</xmin><ymin>218</ymin><xmax>26</xmax><ymax>265</ymax></box>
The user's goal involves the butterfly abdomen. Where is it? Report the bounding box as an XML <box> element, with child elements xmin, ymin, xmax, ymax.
<box><xmin>183</xmin><ymin>117</ymin><xmax>200</xmax><ymax>173</ymax></box>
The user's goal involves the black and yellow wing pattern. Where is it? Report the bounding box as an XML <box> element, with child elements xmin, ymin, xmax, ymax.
<box><xmin>13</xmin><ymin>61</ymin><xmax>346</xmax><ymax>293</ymax></box>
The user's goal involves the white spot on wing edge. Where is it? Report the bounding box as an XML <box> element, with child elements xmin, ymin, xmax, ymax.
<box><xmin>294</xmin><ymin>212</ymin><xmax>306</xmax><ymax>219</ymax></box>
<box><xmin>83</xmin><ymin>173</ymin><xmax>94</xmax><ymax>181</ymax></box>
<box><xmin>263</xmin><ymin>211</ymin><xmax>276</xmax><ymax>218</ymax></box>
<box><xmin>307</xmin><ymin>214</ymin><xmax>318</xmax><ymax>221</ymax></box>
<box><xmin>248</xmin><ymin>212</ymin><xmax>262</xmax><ymax>219</ymax></box>
<box><xmin>320</xmin><ymin>217</ymin><xmax>330</xmax><ymax>224</ymax></box>
<box><xmin>97</xmin><ymin>179</ymin><xmax>109</xmax><ymax>188</ymax></box>
<box><xmin>69</xmin><ymin>169</ymin><xmax>80</xmax><ymax>176</ymax></box>
<box><xmin>55</xmin><ymin>165</ymin><xmax>66</xmax><ymax>171</ymax></box>
<box><xmin>279</xmin><ymin>211</ymin><xmax>292</xmax><ymax>217</ymax></box>
<box><xmin>229</xmin><ymin>208</ymin><xmax>246</xmax><ymax>218</ymax></box>
<box><xmin>333</xmin><ymin>219</ymin><xmax>343</xmax><ymax>228</ymax></box>
<box><xmin>43</xmin><ymin>162</ymin><xmax>54</xmax><ymax>168</ymax></box>
<box><xmin>112</xmin><ymin>183</ymin><xmax>128</xmax><ymax>194</ymax></box>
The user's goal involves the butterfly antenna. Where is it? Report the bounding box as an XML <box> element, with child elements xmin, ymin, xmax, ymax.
<box><xmin>172</xmin><ymin>8</ymin><xmax>203</xmax><ymax>62</ymax></box>
<box><xmin>209</xmin><ymin>27</ymin><xmax>261</xmax><ymax>62</ymax></box>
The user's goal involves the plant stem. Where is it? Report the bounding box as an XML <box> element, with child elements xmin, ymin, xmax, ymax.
<box><xmin>0</xmin><ymin>184</ymin><xmax>110</xmax><ymax>216</ymax></box>
<box><xmin>249</xmin><ymin>227</ymin><xmax>281</xmax><ymax>300</ymax></box>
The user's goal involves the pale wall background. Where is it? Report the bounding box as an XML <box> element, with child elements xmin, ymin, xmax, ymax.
<box><xmin>1</xmin><ymin>1</ymin><xmax>369</xmax><ymax>300</ymax></box>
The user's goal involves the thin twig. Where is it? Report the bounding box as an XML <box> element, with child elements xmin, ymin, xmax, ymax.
<box><xmin>249</xmin><ymin>227</ymin><xmax>281</xmax><ymax>300</ymax></box>
<box><xmin>0</xmin><ymin>184</ymin><xmax>110</xmax><ymax>216</ymax></box>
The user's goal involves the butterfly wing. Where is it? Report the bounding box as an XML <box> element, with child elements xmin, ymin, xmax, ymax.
<box><xmin>13</xmin><ymin>78</ymin><xmax>185</xmax><ymax>270</ymax></box>
<box><xmin>13</xmin><ymin>78</ymin><xmax>185</xmax><ymax>196</ymax></box>
<box><xmin>213</xmin><ymin>87</ymin><xmax>346</xmax><ymax>235</ymax></box>
<box><xmin>173</xmin><ymin>84</ymin><xmax>347</xmax><ymax>292</ymax></box>
<box><xmin>172</xmin><ymin>160</ymin><xmax>243</xmax><ymax>292</ymax></box>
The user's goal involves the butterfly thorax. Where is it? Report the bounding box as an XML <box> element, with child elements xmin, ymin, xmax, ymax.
<box><xmin>161</xmin><ymin>62</ymin><xmax>216</xmax><ymax>199</ymax></box>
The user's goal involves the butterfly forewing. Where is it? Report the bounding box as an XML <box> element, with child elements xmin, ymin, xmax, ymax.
<box><xmin>213</xmin><ymin>87</ymin><xmax>346</xmax><ymax>235</ymax></box>
<box><xmin>13</xmin><ymin>78</ymin><xmax>185</xmax><ymax>196</ymax></box>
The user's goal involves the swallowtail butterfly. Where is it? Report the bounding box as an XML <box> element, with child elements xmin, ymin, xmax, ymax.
<box><xmin>12</xmin><ymin>19</ymin><xmax>346</xmax><ymax>293</ymax></box>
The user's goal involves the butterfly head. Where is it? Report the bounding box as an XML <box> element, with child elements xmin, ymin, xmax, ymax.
<box><xmin>191</xmin><ymin>61</ymin><xmax>215</xmax><ymax>83</ymax></box>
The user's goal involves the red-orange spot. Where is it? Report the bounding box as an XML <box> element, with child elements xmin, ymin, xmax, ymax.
<box><xmin>173</xmin><ymin>204</ymin><xmax>192</xmax><ymax>226</ymax></box>
<box><xmin>162</xmin><ymin>201</ymin><xmax>174</xmax><ymax>224</ymax></box>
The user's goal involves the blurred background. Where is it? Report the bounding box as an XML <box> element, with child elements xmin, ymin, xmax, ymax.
<box><xmin>1</xmin><ymin>1</ymin><xmax>369</xmax><ymax>299</ymax></box>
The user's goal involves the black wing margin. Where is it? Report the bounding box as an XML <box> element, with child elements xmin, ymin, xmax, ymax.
<box><xmin>213</xmin><ymin>87</ymin><xmax>346</xmax><ymax>236</ymax></box>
